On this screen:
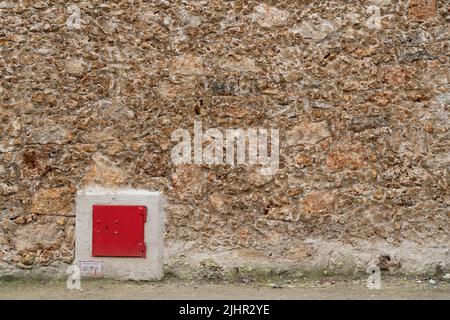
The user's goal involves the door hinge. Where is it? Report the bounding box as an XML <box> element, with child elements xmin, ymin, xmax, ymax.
<box><xmin>139</xmin><ymin>207</ymin><xmax>147</xmax><ymax>223</ymax></box>
<box><xmin>142</xmin><ymin>242</ymin><xmax>146</xmax><ymax>258</ymax></box>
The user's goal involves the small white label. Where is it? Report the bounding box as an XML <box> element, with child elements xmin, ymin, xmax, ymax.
<box><xmin>79</xmin><ymin>261</ymin><xmax>103</xmax><ymax>278</ymax></box>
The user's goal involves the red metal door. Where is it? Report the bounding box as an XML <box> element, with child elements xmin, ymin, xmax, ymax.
<box><xmin>92</xmin><ymin>205</ymin><xmax>147</xmax><ymax>258</ymax></box>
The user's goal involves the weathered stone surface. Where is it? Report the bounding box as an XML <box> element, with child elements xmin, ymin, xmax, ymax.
<box><xmin>290</xmin><ymin>19</ymin><xmax>336</xmax><ymax>42</ymax></box>
<box><xmin>408</xmin><ymin>0</ymin><xmax>436</xmax><ymax>21</ymax></box>
<box><xmin>252</xmin><ymin>4</ymin><xmax>289</xmax><ymax>28</ymax></box>
<box><xmin>30</xmin><ymin>187</ymin><xmax>74</xmax><ymax>215</ymax></box>
<box><xmin>158</xmin><ymin>82</ymin><xmax>196</xmax><ymax>99</ymax></box>
<box><xmin>14</xmin><ymin>223</ymin><xmax>64</xmax><ymax>252</ymax></box>
<box><xmin>81</xmin><ymin>153</ymin><xmax>128</xmax><ymax>187</ymax></box>
<box><xmin>246</xmin><ymin>168</ymin><xmax>275</xmax><ymax>187</ymax></box>
<box><xmin>37</xmin><ymin>249</ymin><xmax>54</xmax><ymax>266</ymax></box>
<box><xmin>349</xmin><ymin>115</ymin><xmax>389</xmax><ymax>133</ymax></box>
<box><xmin>0</xmin><ymin>183</ymin><xmax>18</xmax><ymax>195</ymax></box>
<box><xmin>286</xmin><ymin>121</ymin><xmax>331</xmax><ymax>147</ymax></box>
<box><xmin>217</xmin><ymin>56</ymin><xmax>258</xmax><ymax>73</ymax></box>
<box><xmin>383</xmin><ymin>66</ymin><xmax>414</xmax><ymax>85</ymax></box>
<box><xmin>326</xmin><ymin>141</ymin><xmax>368</xmax><ymax>171</ymax></box>
<box><xmin>65</xmin><ymin>225</ymin><xmax>75</xmax><ymax>247</ymax></box>
<box><xmin>398</xmin><ymin>48</ymin><xmax>436</xmax><ymax>62</ymax></box>
<box><xmin>172</xmin><ymin>164</ymin><xmax>205</xmax><ymax>196</ymax></box>
<box><xmin>0</xmin><ymin>1</ymin><xmax>15</xmax><ymax>9</ymax></box>
<box><xmin>65</xmin><ymin>58</ymin><xmax>85</xmax><ymax>77</ymax></box>
<box><xmin>25</xmin><ymin>123</ymin><xmax>74</xmax><ymax>145</ymax></box>
<box><xmin>170</xmin><ymin>54</ymin><xmax>204</xmax><ymax>78</ymax></box>
<box><xmin>20</xmin><ymin>251</ymin><xmax>35</xmax><ymax>266</ymax></box>
<box><xmin>267</xmin><ymin>205</ymin><xmax>296</xmax><ymax>222</ymax></box>
<box><xmin>208</xmin><ymin>192</ymin><xmax>225</xmax><ymax>212</ymax></box>
<box><xmin>302</xmin><ymin>191</ymin><xmax>335</xmax><ymax>216</ymax></box>
<box><xmin>0</xmin><ymin>0</ymin><xmax>448</xmax><ymax>276</ymax></box>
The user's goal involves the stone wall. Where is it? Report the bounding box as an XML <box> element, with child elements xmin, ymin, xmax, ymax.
<box><xmin>0</xmin><ymin>0</ymin><xmax>449</xmax><ymax>278</ymax></box>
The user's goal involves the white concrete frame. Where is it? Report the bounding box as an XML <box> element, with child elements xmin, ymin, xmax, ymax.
<box><xmin>75</xmin><ymin>187</ymin><xmax>164</xmax><ymax>280</ymax></box>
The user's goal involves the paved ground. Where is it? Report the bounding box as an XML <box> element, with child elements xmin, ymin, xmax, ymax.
<box><xmin>1</xmin><ymin>276</ymin><xmax>450</xmax><ymax>300</ymax></box>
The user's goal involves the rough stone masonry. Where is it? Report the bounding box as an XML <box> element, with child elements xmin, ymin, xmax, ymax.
<box><xmin>0</xmin><ymin>0</ymin><xmax>449</xmax><ymax>278</ymax></box>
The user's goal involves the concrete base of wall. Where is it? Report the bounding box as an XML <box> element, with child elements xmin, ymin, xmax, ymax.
<box><xmin>1</xmin><ymin>239</ymin><xmax>449</xmax><ymax>280</ymax></box>
<box><xmin>74</xmin><ymin>187</ymin><xmax>164</xmax><ymax>280</ymax></box>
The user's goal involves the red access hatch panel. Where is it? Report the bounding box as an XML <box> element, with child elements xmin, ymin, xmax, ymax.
<box><xmin>92</xmin><ymin>205</ymin><xmax>147</xmax><ymax>258</ymax></box>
